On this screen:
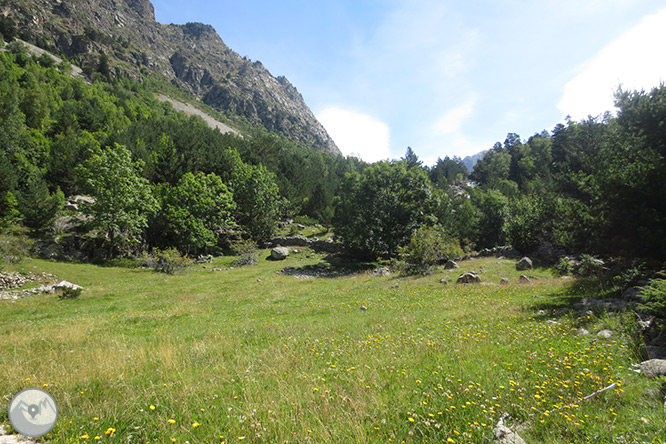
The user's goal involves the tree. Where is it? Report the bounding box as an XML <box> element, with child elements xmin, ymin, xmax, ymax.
<box><xmin>472</xmin><ymin>188</ymin><xmax>508</xmax><ymax>249</ymax></box>
<box><xmin>333</xmin><ymin>161</ymin><xmax>436</xmax><ymax>258</ymax></box>
<box><xmin>402</xmin><ymin>146</ymin><xmax>423</xmax><ymax>170</ymax></box>
<box><xmin>77</xmin><ymin>144</ymin><xmax>158</xmax><ymax>256</ymax></box>
<box><xmin>230</xmin><ymin>161</ymin><xmax>281</xmax><ymax>241</ymax></box>
<box><xmin>152</xmin><ymin>172</ymin><xmax>236</xmax><ymax>254</ymax></box>
<box><xmin>17</xmin><ymin>173</ymin><xmax>64</xmax><ymax>234</ymax></box>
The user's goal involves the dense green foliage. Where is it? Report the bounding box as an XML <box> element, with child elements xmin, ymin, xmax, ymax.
<box><xmin>1</xmin><ymin>40</ymin><xmax>666</xmax><ymax>263</ymax></box>
<box><xmin>332</xmin><ymin>160</ymin><xmax>438</xmax><ymax>258</ymax></box>
<box><xmin>0</xmin><ymin>45</ymin><xmax>363</xmax><ymax>255</ymax></box>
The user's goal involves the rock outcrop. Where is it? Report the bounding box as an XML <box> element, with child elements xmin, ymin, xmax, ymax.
<box><xmin>3</xmin><ymin>0</ymin><xmax>340</xmax><ymax>154</ymax></box>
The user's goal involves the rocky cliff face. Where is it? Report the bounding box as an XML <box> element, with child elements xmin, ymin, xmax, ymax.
<box><xmin>2</xmin><ymin>0</ymin><xmax>339</xmax><ymax>154</ymax></box>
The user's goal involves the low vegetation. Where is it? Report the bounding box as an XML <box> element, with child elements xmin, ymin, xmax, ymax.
<box><xmin>1</xmin><ymin>255</ymin><xmax>664</xmax><ymax>443</ymax></box>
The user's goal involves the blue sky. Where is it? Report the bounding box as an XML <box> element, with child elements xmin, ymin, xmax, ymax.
<box><xmin>151</xmin><ymin>0</ymin><xmax>666</xmax><ymax>164</ymax></box>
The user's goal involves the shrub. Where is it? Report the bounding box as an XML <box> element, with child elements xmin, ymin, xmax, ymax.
<box><xmin>554</xmin><ymin>257</ymin><xmax>573</xmax><ymax>276</ymax></box>
<box><xmin>229</xmin><ymin>240</ymin><xmax>259</xmax><ymax>266</ymax></box>
<box><xmin>231</xmin><ymin>250</ymin><xmax>259</xmax><ymax>267</ymax></box>
<box><xmin>58</xmin><ymin>286</ymin><xmax>82</xmax><ymax>300</ymax></box>
<box><xmin>142</xmin><ymin>248</ymin><xmax>191</xmax><ymax>274</ymax></box>
<box><xmin>635</xmin><ymin>274</ymin><xmax>666</xmax><ymax>318</ymax></box>
<box><xmin>577</xmin><ymin>254</ymin><xmax>606</xmax><ymax>278</ymax></box>
<box><xmin>0</xmin><ymin>235</ymin><xmax>30</xmax><ymax>266</ymax></box>
<box><xmin>399</xmin><ymin>226</ymin><xmax>463</xmax><ymax>275</ymax></box>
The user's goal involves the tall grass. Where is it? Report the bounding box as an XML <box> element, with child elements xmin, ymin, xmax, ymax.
<box><xmin>0</xmin><ymin>254</ymin><xmax>663</xmax><ymax>443</ymax></box>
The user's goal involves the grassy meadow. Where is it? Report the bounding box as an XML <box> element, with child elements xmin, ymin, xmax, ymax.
<box><xmin>1</xmin><ymin>251</ymin><xmax>664</xmax><ymax>443</ymax></box>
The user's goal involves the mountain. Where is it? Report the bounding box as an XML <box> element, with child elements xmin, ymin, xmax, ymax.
<box><xmin>461</xmin><ymin>150</ymin><xmax>488</xmax><ymax>173</ymax></box>
<box><xmin>1</xmin><ymin>0</ymin><xmax>340</xmax><ymax>154</ymax></box>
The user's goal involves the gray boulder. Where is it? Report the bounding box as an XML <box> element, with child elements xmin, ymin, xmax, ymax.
<box><xmin>444</xmin><ymin>260</ymin><xmax>459</xmax><ymax>269</ymax></box>
<box><xmin>641</xmin><ymin>359</ymin><xmax>666</xmax><ymax>378</ymax></box>
<box><xmin>597</xmin><ymin>329</ymin><xmax>613</xmax><ymax>339</ymax></box>
<box><xmin>457</xmin><ymin>272</ymin><xmax>481</xmax><ymax>284</ymax></box>
<box><xmin>516</xmin><ymin>257</ymin><xmax>533</xmax><ymax>271</ymax></box>
<box><xmin>372</xmin><ymin>267</ymin><xmax>391</xmax><ymax>277</ymax></box>
<box><xmin>270</xmin><ymin>247</ymin><xmax>290</xmax><ymax>260</ymax></box>
<box><xmin>493</xmin><ymin>414</ymin><xmax>526</xmax><ymax>444</ymax></box>
<box><xmin>440</xmin><ymin>276</ymin><xmax>452</xmax><ymax>284</ymax></box>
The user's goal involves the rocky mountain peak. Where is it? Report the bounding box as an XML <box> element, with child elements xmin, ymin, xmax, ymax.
<box><xmin>4</xmin><ymin>0</ymin><xmax>340</xmax><ymax>154</ymax></box>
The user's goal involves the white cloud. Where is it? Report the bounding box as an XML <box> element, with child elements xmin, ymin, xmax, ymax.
<box><xmin>558</xmin><ymin>7</ymin><xmax>666</xmax><ymax>120</ymax></box>
<box><xmin>433</xmin><ymin>101</ymin><xmax>475</xmax><ymax>135</ymax></box>
<box><xmin>317</xmin><ymin>107</ymin><xmax>391</xmax><ymax>163</ymax></box>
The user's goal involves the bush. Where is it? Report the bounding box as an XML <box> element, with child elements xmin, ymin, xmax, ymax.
<box><xmin>635</xmin><ymin>274</ymin><xmax>666</xmax><ymax>318</ymax></box>
<box><xmin>58</xmin><ymin>286</ymin><xmax>82</xmax><ymax>300</ymax></box>
<box><xmin>231</xmin><ymin>250</ymin><xmax>259</xmax><ymax>267</ymax></box>
<box><xmin>0</xmin><ymin>235</ymin><xmax>30</xmax><ymax>266</ymax></box>
<box><xmin>142</xmin><ymin>248</ymin><xmax>191</xmax><ymax>274</ymax></box>
<box><xmin>398</xmin><ymin>226</ymin><xmax>463</xmax><ymax>275</ymax></box>
<box><xmin>229</xmin><ymin>240</ymin><xmax>259</xmax><ymax>266</ymax></box>
<box><xmin>577</xmin><ymin>254</ymin><xmax>606</xmax><ymax>278</ymax></box>
<box><xmin>554</xmin><ymin>257</ymin><xmax>574</xmax><ymax>276</ymax></box>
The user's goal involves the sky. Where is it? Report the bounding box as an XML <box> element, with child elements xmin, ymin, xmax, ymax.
<box><xmin>150</xmin><ymin>0</ymin><xmax>666</xmax><ymax>165</ymax></box>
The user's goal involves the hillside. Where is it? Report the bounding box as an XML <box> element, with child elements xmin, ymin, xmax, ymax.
<box><xmin>0</xmin><ymin>0</ymin><xmax>339</xmax><ymax>154</ymax></box>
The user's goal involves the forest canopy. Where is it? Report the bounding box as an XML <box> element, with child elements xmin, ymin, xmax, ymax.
<box><xmin>1</xmin><ymin>41</ymin><xmax>665</xmax><ymax>264</ymax></box>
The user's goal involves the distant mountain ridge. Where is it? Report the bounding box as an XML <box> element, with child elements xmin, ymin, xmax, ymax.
<box><xmin>461</xmin><ymin>150</ymin><xmax>487</xmax><ymax>173</ymax></box>
<box><xmin>2</xmin><ymin>0</ymin><xmax>340</xmax><ymax>154</ymax></box>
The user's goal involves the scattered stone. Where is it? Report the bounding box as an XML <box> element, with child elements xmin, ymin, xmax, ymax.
<box><xmin>296</xmin><ymin>223</ymin><xmax>306</xmax><ymax>229</ymax></box>
<box><xmin>372</xmin><ymin>267</ymin><xmax>391</xmax><ymax>277</ymax></box>
<box><xmin>457</xmin><ymin>272</ymin><xmax>481</xmax><ymax>284</ymax></box>
<box><xmin>212</xmin><ymin>268</ymin><xmax>222</xmax><ymax>271</ymax></box>
<box><xmin>500</xmin><ymin>277</ymin><xmax>510</xmax><ymax>285</ymax></box>
<box><xmin>640</xmin><ymin>359</ymin><xmax>666</xmax><ymax>378</ymax></box>
<box><xmin>270</xmin><ymin>247</ymin><xmax>290</xmax><ymax>260</ymax></box>
<box><xmin>576</xmin><ymin>328</ymin><xmax>590</xmax><ymax>336</ymax></box>
<box><xmin>256</xmin><ymin>278</ymin><xmax>262</xmax><ymax>282</ymax></box>
<box><xmin>389</xmin><ymin>283</ymin><xmax>399</xmax><ymax>289</ymax></box>
<box><xmin>0</xmin><ymin>272</ymin><xmax>33</xmax><ymax>290</ymax></box>
<box><xmin>535</xmin><ymin>309</ymin><xmax>546</xmax><ymax>316</ymax></box>
<box><xmin>518</xmin><ymin>275</ymin><xmax>531</xmax><ymax>283</ymax></box>
<box><xmin>444</xmin><ymin>260</ymin><xmax>459</xmax><ymax>269</ymax></box>
<box><xmin>546</xmin><ymin>320</ymin><xmax>559</xmax><ymax>325</ymax></box>
<box><xmin>597</xmin><ymin>329</ymin><xmax>613</xmax><ymax>339</ymax></box>
<box><xmin>195</xmin><ymin>254</ymin><xmax>213</xmax><ymax>264</ymax></box>
<box><xmin>360</xmin><ymin>305</ymin><xmax>368</xmax><ymax>311</ymax></box>
<box><xmin>515</xmin><ymin>257</ymin><xmax>533</xmax><ymax>271</ymax></box>
<box><xmin>493</xmin><ymin>414</ymin><xmax>527</xmax><ymax>444</ymax></box>
<box><xmin>440</xmin><ymin>276</ymin><xmax>452</xmax><ymax>284</ymax></box>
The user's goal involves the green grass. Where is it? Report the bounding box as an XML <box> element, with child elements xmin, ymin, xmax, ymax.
<box><xmin>1</xmin><ymin>254</ymin><xmax>664</xmax><ymax>443</ymax></box>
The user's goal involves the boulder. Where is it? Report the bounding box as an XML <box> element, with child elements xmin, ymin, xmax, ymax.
<box><xmin>444</xmin><ymin>260</ymin><xmax>459</xmax><ymax>269</ymax></box>
<box><xmin>500</xmin><ymin>277</ymin><xmax>510</xmax><ymax>285</ymax></box>
<box><xmin>515</xmin><ymin>257</ymin><xmax>533</xmax><ymax>271</ymax></box>
<box><xmin>493</xmin><ymin>415</ymin><xmax>526</xmax><ymax>444</ymax></box>
<box><xmin>457</xmin><ymin>272</ymin><xmax>481</xmax><ymax>284</ymax></box>
<box><xmin>576</xmin><ymin>328</ymin><xmax>590</xmax><ymax>336</ymax></box>
<box><xmin>597</xmin><ymin>329</ymin><xmax>613</xmax><ymax>339</ymax></box>
<box><xmin>270</xmin><ymin>247</ymin><xmax>290</xmax><ymax>260</ymax></box>
<box><xmin>640</xmin><ymin>359</ymin><xmax>666</xmax><ymax>378</ymax></box>
<box><xmin>440</xmin><ymin>276</ymin><xmax>452</xmax><ymax>284</ymax></box>
<box><xmin>372</xmin><ymin>267</ymin><xmax>391</xmax><ymax>277</ymax></box>
<box><xmin>519</xmin><ymin>275</ymin><xmax>531</xmax><ymax>283</ymax></box>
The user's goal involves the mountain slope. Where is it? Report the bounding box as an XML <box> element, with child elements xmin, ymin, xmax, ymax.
<box><xmin>1</xmin><ymin>0</ymin><xmax>339</xmax><ymax>154</ymax></box>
